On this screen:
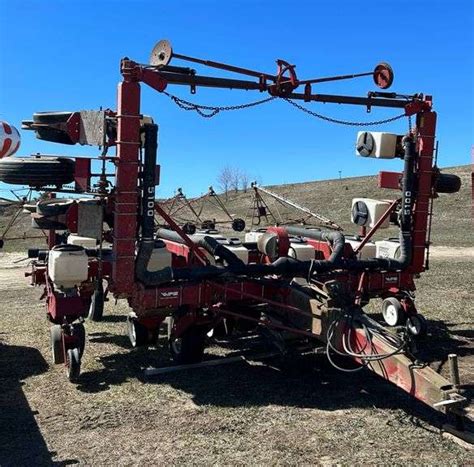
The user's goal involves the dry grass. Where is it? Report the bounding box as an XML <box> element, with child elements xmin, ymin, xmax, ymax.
<box><xmin>0</xmin><ymin>256</ymin><xmax>472</xmax><ymax>465</ymax></box>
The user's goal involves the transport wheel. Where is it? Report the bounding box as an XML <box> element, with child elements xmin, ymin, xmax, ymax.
<box><xmin>169</xmin><ymin>326</ymin><xmax>207</xmax><ymax>365</ymax></box>
<box><xmin>382</xmin><ymin>297</ymin><xmax>406</xmax><ymax>326</ymax></box>
<box><xmin>0</xmin><ymin>156</ymin><xmax>75</xmax><ymax>187</ymax></box>
<box><xmin>231</xmin><ymin>218</ymin><xmax>246</xmax><ymax>232</ymax></box>
<box><xmin>182</xmin><ymin>222</ymin><xmax>196</xmax><ymax>235</ymax></box>
<box><xmin>50</xmin><ymin>324</ymin><xmax>65</xmax><ymax>364</ymax></box>
<box><xmin>88</xmin><ymin>281</ymin><xmax>104</xmax><ymax>322</ymax></box>
<box><xmin>66</xmin><ymin>348</ymin><xmax>81</xmax><ymax>383</ymax></box>
<box><xmin>36</xmin><ymin>198</ymin><xmax>74</xmax><ymax>216</ymax></box>
<box><xmin>406</xmin><ymin>314</ymin><xmax>428</xmax><ymax>338</ymax></box>
<box><xmin>127</xmin><ymin>316</ymin><xmax>149</xmax><ymax>348</ymax></box>
<box><xmin>71</xmin><ymin>323</ymin><xmax>86</xmax><ymax>358</ymax></box>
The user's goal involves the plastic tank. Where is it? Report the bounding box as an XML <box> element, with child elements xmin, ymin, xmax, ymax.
<box><xmin>288</xmin><ymin>237</ymin><xmax>316</xmax><ymax>261</ymax></box>
<box><xmin>345</xmin><ymin>236</ymin><xmax>377</xmax><ymax>259</ymax></box>
<box><xmin>48</xmin><ymin>245</ymin><xmax>88</xmax><ymax>290</ymax></box>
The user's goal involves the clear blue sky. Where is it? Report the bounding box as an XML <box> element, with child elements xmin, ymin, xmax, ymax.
<box><xmin>0</xmin><ymin>0</ymin><xmax>472</xmax><ymax>198</ymax></box>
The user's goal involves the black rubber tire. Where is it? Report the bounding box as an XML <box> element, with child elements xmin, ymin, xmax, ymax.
<box><xmin>33</xmin><ymin>111</ymin><xmax>75</xmax><ymax>145</ymax></box>
<box><xmin>435</xmin><ymin>173</ymin><xmax>461</xmax><ymax>194</ymax></box>
<box><xmin>88</xmin><ymin>282</ymin><xmax>105</xmax><ymax>322</ymax></box>
<box><xmin>0</xmin><ymin>156</ymin><xmax>75</xmax><ymax>187</ymax></box>
<box><xmin>66</xmin><ymin>347</ymin><xmax>81</xmax><ymax>383</ymax></box>
<box><xmin>182</xmin><ymin>222</ymin><xmax>196</xmax><ymax>235</ymax></box>
<box><xmin>50</xmin><ymin>324</ymin><xmax>65</xmax><ymax>364</ymax></box>
<box><xmin>31</xmin><ymin>215</ymin><xmax>67</xmax><ymax>230</ymax></box>
<box><xmin>407</xmin><ymin>314</ymin><xmax>428</xmax><ymax>338</ymax></box>
<box><xmin>169</xmin><ymin>326</ymin><xmax>207</xmax><ymax>365</ymax></box>
<box><xmin>127</xmin><ymin>316</ymin><xmax>149</xmax><ymax>348</ymax></box>
<box><xmin>37</xmin><ymin>199</ymin><xmax>74</xmax><ymax>216</ymax></box>
<box><xmin>71</xmin><ymin>323</ymin><xmax>86</xmax><ymax>358</ymax></box>
<box><xmin>232</xmin><ymin>218</ymin><xmax>246</xmax><ymax>232</ymax></box>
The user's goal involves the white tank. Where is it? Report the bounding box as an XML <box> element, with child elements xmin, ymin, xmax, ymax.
<box><xmin>375</xmin><ymin>238</ymin><xmax>401</xmax><ymax>259</ymax></box>
<box><xmin>67</xmin><ymin>234</ymin><xmax>97</xmax><ymax>249</ymax></box>
<box><xmin>244</xmin><ymin>229</ymin><xmax>267</xmax><ymax>243</ymax></box>
<box><xmin>351</xmin><ymin>198</ymin><xmax>391</xmax><ymax>229</ymax></box>
<box><xmin>48</xmin><ymin>245</ymin><xmax>88</xmax><ymax>290</ymax></box>
<box><xmin>288</xmin><ymin>238</ymin><xmax>316</xmax><ymax>261</ymax></box>
<box><xmin>147</xmin><ymin>240</ymin><xmax>172</xmax><ymax>272</ymax></box>
<box><xmin>223</xmin><ymin>238</ymin><xmax>249</xmax><ymax>264</ymax></box>
<box><xmin>346</xmin><ymin>236</ymin><xmax>377</xmax><ymax>259</ymax></box>
<box><xmin>0</xmin><ymin>121</ymin><xmax>21</xmax><ymax>158</ymax></box>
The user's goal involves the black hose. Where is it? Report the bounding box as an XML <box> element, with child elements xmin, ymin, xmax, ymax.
<box><xmin>156</xmin><ymin>228</ymin><xmax>244</xmax><ymax>268</ymax></box>
<box><xmin>135</xmin><ymin>124</ymin><xmax>175</xmax><ymax>285</ymax></box>
<box><xmin>284</xmin><ymin>226</ymin><xmax>345</xmax><ymax>264</ymax></box>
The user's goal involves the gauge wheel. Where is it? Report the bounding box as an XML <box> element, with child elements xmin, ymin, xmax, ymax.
<box><xmin>127</xmin><ymin>316</ymin><xmax>149</xmax><ymax>348</ymax></box>
<box><xmin>50</xmin><ymin>324</ymin><xmax>65</xmax><ymax>364</ymax></box>
<box><xmin>406</xmin><ymin>314</ymin><xmax>428</xmax><ymax>338</ymax></box>
<box><xmin>232</xmin><ymin>218</ymin><xmax>246</xmax><ymax>232</ymax></box>
<box><xmin>169</xmin><ymin>326</ymin><xmax>207</xmax><ymax>365</ymax></box>
<box><xmin>382</xmin><ymin>297</ymin><xmax>406</xmax><ymax>326</ymax></box>
<box><xmin>66</xmin><ymin>347</ymin><xmax>81</xmax><ymax>383</ymax></box>
<box><xmin>71</xmin><ymin>323</ymin><xmax>86</xmax><ymax>358</ymax></box>
<box><xmin>88</xmin><ymin>282</ymin><xmax>105</xmax><ymax>322</ymax></box>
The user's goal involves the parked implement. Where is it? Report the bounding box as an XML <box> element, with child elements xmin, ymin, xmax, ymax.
<box><xmin>2</xmin><ymin>39</ymin><xmax>470</xmax><ymax>437</ymax></box>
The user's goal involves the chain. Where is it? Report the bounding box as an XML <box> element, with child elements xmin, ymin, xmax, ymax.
<box><xmin>283</xmin><ymin>97</ymin><xmax>407</xmax><ymax>127</ymax></box>
<box><xmin>163</xmin><ymin>91</ymin><xmax>277</xmax><ymax>118</ymax></box>
<box><xmin>164</xmin><ymin>91</ymin><xmax>408</xmax><ymax>127</ymax></box>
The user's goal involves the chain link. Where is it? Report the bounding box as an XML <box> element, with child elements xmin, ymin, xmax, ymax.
<box><xmin>283</xmin><ymin>98</ymin><xmax>407</xmax><ymax>127</ymax></box>
<box><xmin>163</xmin><ymin>91</ymin><xmax>408</xmax><ymax>127</ymax></box>
<box><xmin>163</xmin><ymin>91</ymin><xmax>276</xmax><ymax>118</ymax></box>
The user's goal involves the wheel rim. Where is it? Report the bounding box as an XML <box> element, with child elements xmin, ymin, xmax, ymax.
<box><xmin>383</xmin><ymin>304</ymin><xmax>399</xmax><ymax>326</ymax></box>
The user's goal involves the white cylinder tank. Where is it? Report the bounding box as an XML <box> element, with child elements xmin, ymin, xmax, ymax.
<box><xmin>48</xmin><ymin>245</ymin><xmax>89</xmax><ymax>290</ymax></box>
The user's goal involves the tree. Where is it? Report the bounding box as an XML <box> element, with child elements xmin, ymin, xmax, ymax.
<box><xmin>240</xmin><ymin>171</ymin><xmax>249</xmax><ymax>193</ymax></box>
<box><xmin>217</xmin><ymin>166</ymin><xmax>234</xmax><ymax>200</ymax></box>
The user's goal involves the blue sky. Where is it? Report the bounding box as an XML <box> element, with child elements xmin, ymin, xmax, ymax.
<box><xmin>0</xmin><ymin>0</ymin><xmax>472</xmax><ymax>197</ymax></box>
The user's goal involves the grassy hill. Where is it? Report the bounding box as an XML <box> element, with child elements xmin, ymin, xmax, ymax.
<box><xmin>0</xmin><ymin>165</ymin><xmax>471</xmax><ymax>252</ymax></box>
<box><xmin>178</xmin><ymin>164</ymin><xmax>472</xmax><ymax>247</ymax></box>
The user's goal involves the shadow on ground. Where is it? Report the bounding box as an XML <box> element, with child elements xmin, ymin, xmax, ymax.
<box><xmin>0</xmin><ymin>340</ymin><xmax>79</xmax><ymax>466</ymax></box>
<box><xmin>75</xmin><ymin>316</ymin><xmax>473</xmax><ymax>432</ymax></box>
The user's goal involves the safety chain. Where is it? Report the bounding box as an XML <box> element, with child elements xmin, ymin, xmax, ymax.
<box><xmin>283</xmin><ymin>98</ymin><xmax>407</xmax><ymax>127</ymax></box>
<box><xmin>163</xmin><ymin>91</ymin><xmax>277</xmax><ymax>118</ymax></box>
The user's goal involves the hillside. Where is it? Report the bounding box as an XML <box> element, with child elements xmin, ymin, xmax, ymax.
<box><xmin>174</xmin><ymin>164</ymin><xmax>472</xmax><ymax>248</ymax></box>
<box><xmin>0</xmin><ymin>165</ymin><xmax>471</xmax><ymax>252</ymax></box>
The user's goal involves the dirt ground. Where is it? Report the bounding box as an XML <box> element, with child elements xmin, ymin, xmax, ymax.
<box><xmin>0</xmin><ymin>250</ymin><xmax>473</xmax><ymax>465</ymax></box>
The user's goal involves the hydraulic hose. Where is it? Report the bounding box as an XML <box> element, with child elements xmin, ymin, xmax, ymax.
<box><xmin>156</xmin><ymin>228</ymin><xmax>245</xmax><ymax>268</ymax></box>
<box><xmin>135</xmin><ymin>124</ymin><xmax>174</xmax><ymax>285</ymax></box>
<box><xmin>283</xmin><ymin>225</ymin><xmax>345</xmax><ymax>264</ymax></box>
